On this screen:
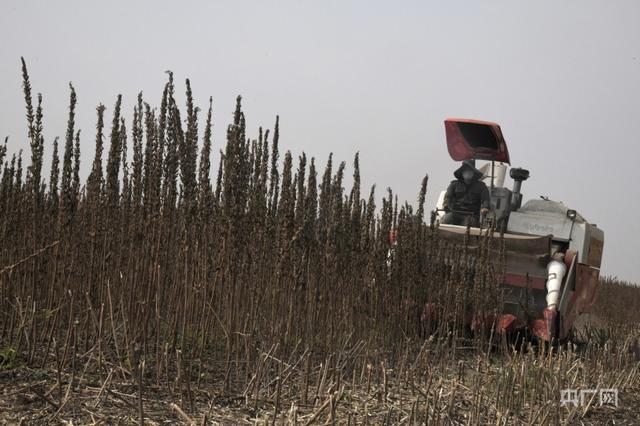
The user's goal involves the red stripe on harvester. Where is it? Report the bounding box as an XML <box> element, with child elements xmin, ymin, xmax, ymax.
<box><xmin>503</xmin><ymin>274</ymin><xmax>546</xmax><ymax>290</ymax></box>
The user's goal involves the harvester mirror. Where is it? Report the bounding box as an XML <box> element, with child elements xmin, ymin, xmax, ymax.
<box><xmin>567</xmin><ymin>209</ymin><xmax>577</xmax><ymax>221</ymax></box>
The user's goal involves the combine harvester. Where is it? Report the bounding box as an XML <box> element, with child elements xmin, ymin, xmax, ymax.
<box><xmin>432</xmin><ymin>119</ymin><xmax>604</xmax><ymax>342</ymax></box>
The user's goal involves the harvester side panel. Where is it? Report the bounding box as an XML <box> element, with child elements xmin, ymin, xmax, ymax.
<box><xmin>507</xmin><ymin>210</ymin><xmax>574</xmax><ymax>241</ymax></box>
<box><xmin>559</xmin><ymin>263</ymin><xmax>600</xmax><ymax>338</ymax></box>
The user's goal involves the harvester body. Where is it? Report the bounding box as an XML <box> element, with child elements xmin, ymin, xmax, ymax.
<box><xmin>434</xmin><ymin>119</ymin><xmax>604</xmax><ymax>341</ymax></box>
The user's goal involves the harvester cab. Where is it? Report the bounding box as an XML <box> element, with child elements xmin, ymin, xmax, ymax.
<box><xmin>433</xmin><ymin>119</ymin><xmax>527</xmax><ymax>229</ymax></box>
<box><xmin>432</xmin><ymin>118</ymin><xmax>604</xmax><ymax>342</ymax></box>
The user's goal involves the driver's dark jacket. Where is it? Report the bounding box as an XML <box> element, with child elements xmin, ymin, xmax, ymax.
<box><xmin>443</xmin><ymin>179</ymin><xmax>490</xmax><ymax>215</ymax></box>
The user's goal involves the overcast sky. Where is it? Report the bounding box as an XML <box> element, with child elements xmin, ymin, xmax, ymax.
<box><xmin>1</xmin><ymin>1</ymin><xmax>639</xmax><ymax>283</ymax></box>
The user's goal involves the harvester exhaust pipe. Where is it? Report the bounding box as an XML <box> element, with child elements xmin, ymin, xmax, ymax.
<box><xmin>509</xmin><ymin>168</ymin><xmax>530</xmax><ymax>211</ymax></box>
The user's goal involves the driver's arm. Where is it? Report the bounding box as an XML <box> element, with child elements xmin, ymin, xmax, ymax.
<box><xmin>443</xmin><ymin>182</ymin><xmax>455</xmax><ymax>211</ymax></box>
<box><xmin>480</xmin><ymin>184</ymin><xmax>490</xmax><ymax>215</ymax></box>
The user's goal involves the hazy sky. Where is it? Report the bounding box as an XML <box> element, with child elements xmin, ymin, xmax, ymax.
<box><xmin>1</xmin><ymin>1</ymin><xmax>639</xmax><ymax>283</ymax></box>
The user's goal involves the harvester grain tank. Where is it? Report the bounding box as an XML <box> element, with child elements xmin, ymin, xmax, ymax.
<box><xmin>434</xmin><ymin>119</ymin><xmax>604</xmax><ymax>341</ymax></box>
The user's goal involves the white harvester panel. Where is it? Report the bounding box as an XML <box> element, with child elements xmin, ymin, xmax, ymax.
<box><xmin>507</xmin><ymin>200</ymin><xmax>577</xmax><ymax>241</ymax></box>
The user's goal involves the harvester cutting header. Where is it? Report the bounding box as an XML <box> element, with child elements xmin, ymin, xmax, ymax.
<box><xmin>432</xmin><ymin>119</ymin><xmax>604</xmax><ymax>342</ymax></box>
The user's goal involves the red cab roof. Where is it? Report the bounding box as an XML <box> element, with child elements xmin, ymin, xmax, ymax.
<box><xmin>444</xmin><ymin>118</ymin><xmax>510</xmax><ymax>164</ymax></box>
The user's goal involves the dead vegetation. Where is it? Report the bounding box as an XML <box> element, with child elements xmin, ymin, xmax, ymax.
<box><xmin>1</xmin><ymin>60</ymin><xmax>639</xmax><ymax>425</ymax></box>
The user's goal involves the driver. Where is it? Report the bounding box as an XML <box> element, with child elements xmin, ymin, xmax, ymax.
<box><xmin>441</xmin><ymin>161</ymin><xmax>490</xmax><ymax>227</ymax></box>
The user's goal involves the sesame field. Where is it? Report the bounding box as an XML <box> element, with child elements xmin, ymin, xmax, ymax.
<box><xmin>1</xmin><ymin>62</ymin><xmax>640</xmax><ymax>425</ymax></box>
